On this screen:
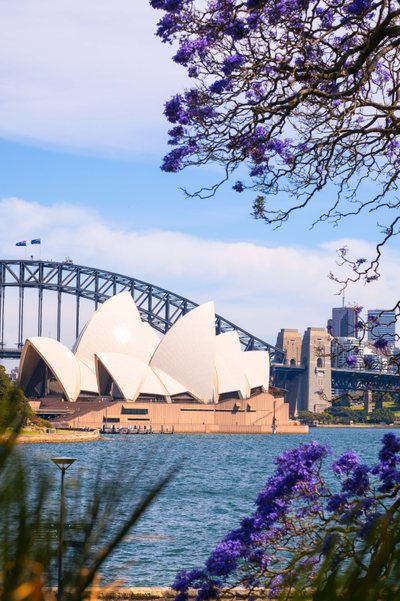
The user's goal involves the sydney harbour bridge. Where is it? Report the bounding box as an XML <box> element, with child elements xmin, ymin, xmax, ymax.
<box><xmin>0</xmin><ymin>259</ymin><xmax>280</xmax><ymax>358</ymax></box>
<box><xmin>0</xmin><ymin>259</ymin><xmax>399</xmax><ymax>405</ymax></box>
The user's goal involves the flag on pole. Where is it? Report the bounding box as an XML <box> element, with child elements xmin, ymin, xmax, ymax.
<box><xmin>31</xmin><ymin>238</ymin><xmax>41</xmax><ymax>245</ymax></box>
<box><xmin>16</xmin><ymin>241</ymin><xmax>27</xmax><ymax>247</ymax></box>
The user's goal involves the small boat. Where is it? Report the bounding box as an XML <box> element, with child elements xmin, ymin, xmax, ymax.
<box><xmin>160</xmin><ymin>425</ymin><xmax>174</xmax><ymax>435</ymax></box>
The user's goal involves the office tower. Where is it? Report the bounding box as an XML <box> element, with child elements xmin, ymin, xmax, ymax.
<box><xmin>331</xmin><ymin>337</ymin><xmax>365</xmax><ymax>369</ymax></box>
<box><xmin>328</xmin><ymin>307</ymin><xmax>357</xmax><ymax>338</ymax></box>
<box><xmin>367</xmin><ymin>309</ymin><xmax>396</xmax><ymax>348</ymax></box>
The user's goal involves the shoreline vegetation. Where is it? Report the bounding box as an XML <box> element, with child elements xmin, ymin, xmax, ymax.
<box><xmin>15</xmin><ymin>429</ymin><xmax>101</xmax><ymax>444</ymax></box>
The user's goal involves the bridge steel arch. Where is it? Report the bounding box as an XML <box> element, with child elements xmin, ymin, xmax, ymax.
<box><xmin>0</xmin><ymin>259</ymin><xmax>283</xmax><ymax>361</ymax></box>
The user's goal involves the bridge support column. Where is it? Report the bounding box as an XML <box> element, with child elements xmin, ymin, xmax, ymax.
<box><xmin>38</xmin><ymin>287</ymin><xmax>43</xmax><ymax>336</ymax></box>
<box><xmin>18</xmin><ymin>286</ymin><xmax>24</xmax><ymax>349</ymax></box>
<box><xmin>57</xmin><ymin>290</ymin><xmax>61</xmax><ymax>341</ymax></box>
<box><xmin>363</xmin><ymin>389</ymin><xmax>373</xmax><ymax>413</ymax></box>
<box><xmin>75</xmin><ymin>294</ymin><xmax>80</xmax><ymax>340</ymax></box>
<box><xmin>0</xmin><ymin>284</ymin><xmax>3</xmax><ymax>349</ymax></box>
<box><xmin>276</xmin><ymin>329</ymin><xmax>302</xmax><ymax>366</ymax></box>
<box><xmin>300</xmin><ymin>328</ymin><xmax>332</xmax><ymax>413</ymax></box>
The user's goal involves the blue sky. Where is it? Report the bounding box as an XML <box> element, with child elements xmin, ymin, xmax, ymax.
<box><xmin>0</xmin><ymin>0</ymin><xmax>398</xmax><ymax>346</ymax></box>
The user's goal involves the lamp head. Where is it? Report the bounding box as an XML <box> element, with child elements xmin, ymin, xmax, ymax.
<box><xmin>51</xmin><ymin>457</ymin><xmax>76</xmax><ymax>469</ymax></box>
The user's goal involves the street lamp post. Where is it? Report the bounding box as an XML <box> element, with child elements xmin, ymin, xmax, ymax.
<box><xmin>51</xmin><ymin>457</ymin><xmax>77</xmax><ymax>601</ymax></box>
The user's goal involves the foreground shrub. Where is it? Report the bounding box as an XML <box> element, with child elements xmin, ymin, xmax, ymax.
<box><xmin>173</xmin><ymin>434</ymin><xmax>400</xmax><ymax>600</ymax></box>
<box><xmin>0</xmin><ymin>395</ymin><xmax>174</xmax><ymax>600</ymax></box>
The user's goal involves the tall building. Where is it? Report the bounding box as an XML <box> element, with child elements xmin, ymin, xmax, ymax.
<box><xmin>328</xmin><ymin>307</ymin><xmax>357</xmax><ymax>338</ymax></box>
<box><xmin>331</xmin><ymin>337</ymin><xmax>365</xmax><ymax>369</ymax></box>
<box><xmin>367</xmin><ymin>309</ymin><xmax>396</xmax><ymax>348</ymax></box>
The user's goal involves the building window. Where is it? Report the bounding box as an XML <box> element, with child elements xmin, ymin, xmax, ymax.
<box><xmin>121</xmin><ymin>407</ymin><xmax>149</xmax><ymax>415</ymax></box>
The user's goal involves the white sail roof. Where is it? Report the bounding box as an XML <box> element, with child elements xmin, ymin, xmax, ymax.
<box><xmin>150</xmin><ymin>302</ymin><xmax>216</xmax><ymax>402</ymax></box>
<box><xmin>242</xmin><ymin>350</ymin><xmax>270</xmax><ymax>391</ymax></box>
<box><xmin>18</xmin><ymin>293</ymin><xmax>271</xmax><ymax>404</ymax></box>
<box><xmin>215</xmin><ymin>332</ymin><xmax>250</xmax><ymax>398</ymax></box>
<box><xmin>74</xmin><ymin>292</ymin><xmax>158</xmax><ymax>363</ymax></box>
<box><xmin>96</xmin><ymin>352</ymin><xmax>174</xmax><ymax>401</ymax></box>
<box><xmin>19</xmin><ymin>337</ymin><xmax>81</xmax><ymax>402</ymax></box>
<box><xmin>77</xmin><ymin>357</ymin><xmax>98</xmax><ymax>394</ymax></box>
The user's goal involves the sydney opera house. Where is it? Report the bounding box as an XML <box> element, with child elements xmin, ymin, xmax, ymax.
<box><xmin>19</xmin><ymin>293</ymin><xmax>306</xmax><ymax>433</ymax></box>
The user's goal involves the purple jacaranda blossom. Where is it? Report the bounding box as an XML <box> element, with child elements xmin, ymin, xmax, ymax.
<box><xmin>374</xmin><ymin>338</ymin><xmax>388</xmax><ymax>351</ymax></box>
<box><xmin>249</xmin><ymin>164</ymin><xmax>267</xmax><ymax>176</ymax></box>
<box><xmin>346</xmin><ymin>0</ymin><xmax>373</xmax><ymax>15</ymax></box>
<box><xmin>222</xmin><ymin>54</ymin><xmax>246</xmax><ymax>76</ymax></box>
<box><xmin>162</xmin><ymin>145</ymin><xmax>194</xmax><ymax>172</ymax></box>
<box><xmin>326</xmin><ymin>493</ymin><xmax>347</xmax><ymax>512</ymax></box>
<box><xmin>333</xmin><ymin>450</ymin><xmax>360</xmax><ymax>475</ymax></box>
<box><xmin>209</xmin><ymin>78</ymin><xmax>232</xmax><ymax>94</ymax></box>
<box><xmin>225</xmin><ymin>19</ymin><xmax>248</xmax><ymax>40</ymax></box>
<box><xmin>268</xmin><ymin>574</ymin><xmax>285</xmax><ymax>599</ymax></box>
<box><xmin>372</xmin><ymin>433</ymin><xmax>400</xmax><ymax>492</ymax></box>
<box><xmin>156</xmin><ymin>14</ymin><xmax>178</xmax><ymax>41</ymax></box>
<box><xmin>316</xmin><ymin>7</ymin><xmax>335</xmax><ymax>28</ymax></box>
<box><xmin>246</xmin><ymin>83</ymin><xmax>267</xmax><ymax>103</ymax></box>
<box><xmin>246</xmin><ymin>0</ymin><xmax>266</xmax><ymax>9</ymax></box>
<box><xmin>188</xmin><ymin>66</ymin><xmax>199</xmax><ymax>78</ymax></box>
<box><xmin>168</xmin><ymin>125</ymin><xmax>185</xmax><ymax>145</ymax></box>
<box><xmin>346</xmin><ymin>355</ymin><xmax>357</xmax><ymax>367</ymax></box>
<box><xmin>172</xmin><ymin>569</ymin><xmax>206</xmax><ymax>593</ymax></box>
<box><xmin>150</xmin><ymin>0</ymin><xmax>185</xmax><ymax>11</ymax></box>
<box><xmin>196</xmin><ymin>582</ymin><xmax>221</xmax><ymax>601</ymax></box>
<box><xmin>342</xmin><ymin>464</ymin><xmax>370</xmax><ymax>496</ymax></box>
<box><xmin>206</xmin><ymin>540</ymin><xmax>244</xmax><ymax>576</ymax></box>
<box><xmin>233</xmin><ymin>181</ymin><xmax>244</xmax><ymax>192</ymax></box>
<box><xmin>164</xmin><ymin>95</ymin><xmax>190</xmax><ymax>124</ymax></box>
<box><xmin>173</xmin><ymin>38</ymin><xmax>208</xmax><ymax>66</ymax></box>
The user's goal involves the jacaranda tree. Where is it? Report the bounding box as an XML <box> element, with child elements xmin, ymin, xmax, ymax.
<box><xmin>171</xmin><ymin>434</ymin><xmax>400</xmax><ymax>600</ymax></box>
<box><xmin>150</xmin><ymin>0</ymin><xmax>400</xmax><ymax>286</ymax></box>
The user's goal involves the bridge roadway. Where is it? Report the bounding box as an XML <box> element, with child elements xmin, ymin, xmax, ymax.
<box><xmin>272</xmin><ymin>365</ymin><xmax>400</xmax><ymax>392</ymax></box>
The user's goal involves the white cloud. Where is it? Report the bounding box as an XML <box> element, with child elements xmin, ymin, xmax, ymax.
<box><xmin>0</xmin><ymin>1</ymin><xmax>184</xmax><ymax>155</ymax></box>
<box><xmin>1</xmin><ymin>197</ymin><xmax>399</xmax><ymax>347</ymax></box>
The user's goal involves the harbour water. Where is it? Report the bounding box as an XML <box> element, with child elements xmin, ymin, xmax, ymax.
<box><xmin>21</xmin><ymin>428</ymin><xmax>398</xmax><ymax>586</ymax></box>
